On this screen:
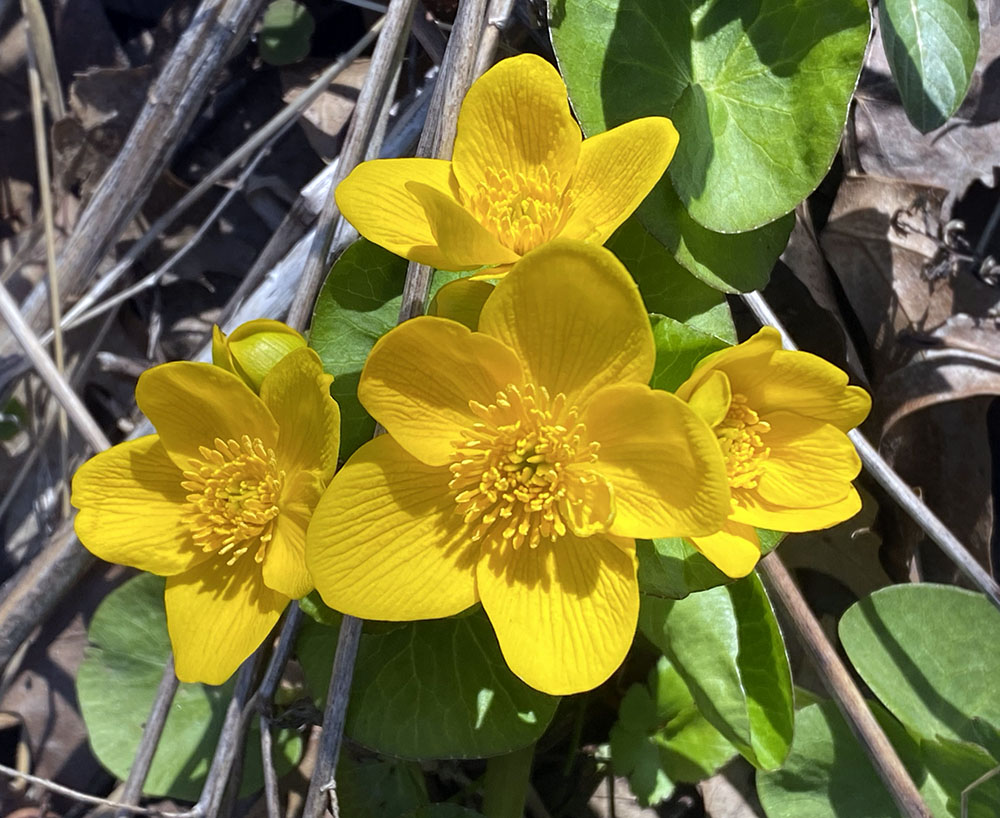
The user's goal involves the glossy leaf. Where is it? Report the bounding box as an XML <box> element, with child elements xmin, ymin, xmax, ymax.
<box><xmin>639</xmin><ymin>574</ymin><xmax>793</xmax><ymax>769</ymax></box>
<box><xmin>757</xmin><ymin>701</ymin><xmax>1000</xmax><ymax>818</ymax></box>
<box><xmin>880</xmin><ymin>0</ymin><xmax>979</xmax><ymax>132</ymax></box>
<box><xmin>839</xmin><ymin>583</ymin><xmax>1000</xmax><ymax>746</ymax></box>
<box><xmin>551</xmin><ymin>0</ymin><xmax>869</xmax><ymax>232</ymax></box>
<box><xmin>338</xmin><ymin>752</ymin><xmax>429</xmax><ymax>817</ymax></box>
<box><xmin>77</xmin><ymin>574</ymin><xmax>301</xmax><ymax>800</ymax></box>
<box><xmin>297</xmin><ymin>610</ymin><xmax>559</xmax><ymax>760</ymax></box>
<box><xmin>606</xmin><ymin>218</ymin><xmax>735</xmax><ymax>341</ymax></box>
<box><xmin>610</xmin><ymin>656</ymin><xmax>735</xmax><ymax>806</ymax></box>
<box><xmin>309</xmin><ymin>239</ymin><xmax>459</xmax><ymax>458</ymax></box>
<box><xmin>649</xmin><ymin>315</ymin><xmax>729</xmax><ymax>393</ymax></box>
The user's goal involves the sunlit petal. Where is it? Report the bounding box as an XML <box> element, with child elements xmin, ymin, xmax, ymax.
<box><xmin>689</xmin><ymin>520</ymin><xmax>761</xmax><ymax>578</ymax></box>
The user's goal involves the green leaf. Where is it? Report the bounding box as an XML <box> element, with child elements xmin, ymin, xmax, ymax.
<box><xmin>756</xmin><ymin>701</ymin><xmax>901</xmax><ymax>818</ymax></box>
<box><xmin>611</xmin><ymin>655</ymin><xmax>736</xmax><ymax>806</ymax></box>
<box><xmin>551</xmin><ymin>0</ymin><xmax>869</xmax><ymax>233</ymax></box>
<box><xmin>258</xmin><ymin>0</ymin><xmax>315</xmax><ymax>65</ymax></box>
<box><xmin>637</xmin><ymin>530</ymin><xmax>784</xmax><ymax>600</ymax></box>
<box><xmin>639</xmin><ymin>574</ymin><xmax>793</xmax><ymax>770</ymax></box>
<box><xmin>640</xmin><ymin>179</ymin><xmax>794</xmax><ymax>293</ymax></box>
<box><xmin>77</xmin><ymin>574</ymin><xmax>301</xmax><ymax>800</ymax></box>
<box><xmin>606</xmin><ymin>218</ymin><xmax>735</xmax><ymax>341</ymax></box>
<box><xmin>879</xmin><ymin>0</ymin><xmax>979</xmax><ymax>132</ymax></box>
<box><xmin>757</xmin><ymin>701</ymin><xmax>1000</xmax><ymax>818</ymax></box>
<box><xmin>338</xmin><ymin>752</ymin><xmax>429</xmax><ymax>817</ymax></box>
<box><xmin>297</xmin><ymin>610</ymin><xmax>559</xmax><ymax>760</ymax></box>
<box><xmin>838</xmin><ymin>583</ymin><xmax>1000</xmax><ymax>746</ymax></box>
<box><xmin>309</xmin><ymin>239</ymin><xmax>460</xmax><ymax>458</ymax></box>
<box><xmin>405</xmin><ymin>807</ymin><xmax>487</xmax><ymax>818</ymax></box>
<box><xmin>649</xmin><ymin>315</ymin><xmax>729</xmax><ymax>393</ymax></box>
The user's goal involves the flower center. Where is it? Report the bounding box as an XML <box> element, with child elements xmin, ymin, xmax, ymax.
<box><xmin>716</xmin><ymin>394</ymin><xmax>771</xmax><ymax>489</ymax></box>
<box><xmin>448</xmin><ymin>383</ymin><xmax>608</xmax><ymax>550</ymax></box>
<box><xmin>464</xmin><ymin>166</ymin><xmax>573</xmax><ymax>255</ymax></box>
<box><xmin>181</xmin><ymin>435</ymin><xmax>284</xmax><ymax>565</ymax></box>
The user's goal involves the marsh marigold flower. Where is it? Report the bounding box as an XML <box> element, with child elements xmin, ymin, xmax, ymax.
<box><xmin>675</xmin><ymin>328</ymin><xmax>871</xmax><ymax>578</ymax></box>
<box><xmin>305</xmin><ymin>241</ymin><xmax>730</xmax><ymax>695</ymax></box>
<box><xmin>72</xmin><ymin>344</ymin><xmax>340</xmax><ymax>684</ymax></box>
<box><xmin>334</xmin><ymin>54</ymin><xmax>678</xmax><ymax>277</ymax></box>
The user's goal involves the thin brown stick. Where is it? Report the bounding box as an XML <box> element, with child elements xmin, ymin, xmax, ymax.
<box><xmin>0</xmin><ymin>282</ymin><xmax>110</xmax><ymax>452</ymax></box>
<box><xmin>115</xmin><ymin>657</ymin><xmax>179</xmax><ymax>818</ymax></box>
<box><xmin>18</xmin><ymin>0</ymin><xmax>65</xmax><ymax>118</ymax></box>
<box><xmin>4</xmin><ymin>0</ymin><xmax>266</xmax><ymax>358</ymax></box>
<box><xmin>758</xmin><ymin>554</ymin><xmax>932</xmax><ymax>818</ymax></box>
<box><xmin>287</xmin><ymin>0</ymin><xmax>420</xmax><ymax>332</ymax></box>
<box><xmin>0</xmin><ymin>762</ymin><xmax>193</xmax><ymax>817</ymax></box>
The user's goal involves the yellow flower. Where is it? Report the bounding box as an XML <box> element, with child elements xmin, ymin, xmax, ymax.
<box><xmin>675</xmin><ymin>328</ymin><xmax>871</xmax><ymax>578</ymax></box>
<box><xmin>212</xmin><ymin>318</ymin><xmax>307</xmax><ymax>391</ymax></box>
<box><xmin>305</xmin><ymin>241</ymin><xmax>729</xmax><ymax>695</ymax></box>
<box><xmin>72</xmin><ymin>347</ymin><xmax>341</xmax><ymax>684</ymax></box>
<box><xmin>334</xmin><ymin>54</ymin><xmax>678</xmax><ymax>277</ymax></box>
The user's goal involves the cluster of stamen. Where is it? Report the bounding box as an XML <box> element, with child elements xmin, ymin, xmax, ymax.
<box><xmin>716</xmin><ymin>395</ymin><xmax>771</xmax><ymax>489</ymax></box>
<box><xmin>464</xmin><ymin>166</ymin><xmax>573</xmax><ymax>255</ymax></box>
<box><xmin>181</xmin><ymin>436</ymin><xmax>284</xmax><ymax>566</ymax></box>
<box><xmin>448</xmin><ymin>384</ymin><xmax>602</xmax><ymax>550</ymax></box>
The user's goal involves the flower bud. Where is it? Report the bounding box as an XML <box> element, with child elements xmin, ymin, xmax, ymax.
<box><xmin>212</xmin><ymin>319</ymin><xmax>306</xmax><ymax>391</ymax></box>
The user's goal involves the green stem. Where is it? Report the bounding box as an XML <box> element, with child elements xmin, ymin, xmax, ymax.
<box><xmin>482</xmin><ymin>743</ymin><xmax>535</xmax><ymax>818</ymax></box>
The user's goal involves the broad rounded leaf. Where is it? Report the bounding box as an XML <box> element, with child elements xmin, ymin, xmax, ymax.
<box><xmin>880</xmin><ymin>0</ymin><xmax>979</xmax><ymax>132</ymax></box>
<box><xmin>639</xmin><ymin>574</ymin><xmax>793</xmax><ymax>769</ymax></box>
<box><xmin>338</xmin><ymin>752</ymin><xmax>429</xmax><ymax>817</ymax></box>
<box><xmin>309</xmin><ymin>239</ymin><xmax>460</xmax><ymax>458</ymax></box>
<box><xmin>76</xmin><ymin>574</ymin><xmax>301</xmax><ymax>800</ymax></box>
<box><xmin>606</xmin><ymin>218</ymin><xmax>735</xmax><ymax>341</ymax></box>
<box><xmin>839</xmin><ymin>583</ymin><xmax>1000</xmax><ymax>745</ymax></box>
<box><xmin>551</xmin><ymin>0</ymin><xmax>870</xmax><ymax>233</ymax></box>
<box><xmin>297</xmin><ymin>611</ymin><xmax>559</xmax><ymax>760</ymax></box>
<box><xmin>757</xmin><ymin>701</ymin><xmax>1000</xmax><ymax>818</ymax></box>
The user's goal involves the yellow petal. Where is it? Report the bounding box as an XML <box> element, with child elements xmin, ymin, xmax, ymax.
<box><xmin>334</xmin><ymin>157</ymin><xmax>457</xmax><ymax>266</ymax></box>
<box><xmin>689</xmin><ymin>520</ymin><xmax>761</xmax><ymax>578</ymax></box>
<box><xmin>562</xmin><ymin>117</ymin><xmax>679</xmax><ymax>243</ymax></box>
<box><xmin>166</xmin><ymin>555</ymin><xmax>288</xmax><ymax>685</ymax></box>
<box><xmin>408</xmin><ymin>182</ymin><xmax>521</xmax><ymax>269</ymax></box>
<box><xmin>358</xmin><ymin>316</ymin><xmax>524</xmax><ymax>466</ymax></box>
<box><xmin>583</xmin><ymin>383</ymin><xmax>731</xmax><ymax>538</ymax></box>
<box><xmin>427</xmin><ymin>278</ymin><xmax>495</xmax><ymax>330</ymax></box>
<box><xmin>211</xmin><ymin>325</ymin><xmax>237</xmax><ymax>377</ymax></box>
<box><xmin>756</xmin><ymin>412</ymin><xmax>861</xmax><ymax>508</ymax></box>
<box><xmin>136</xmin><ymin>362</ymin><xmax>278</xmax><ymax>471</ymax></box>
<box><xmin>260</xmin><ymin>347</ymin><xmax>340</xmax><ymax>481</ymax></box>
<box><xmin>677</xmin><ymin>327</ymin><xmax>870</xmax><ymax>431</ymax></box>
<box><xmin>225</xmin><ymin>318</ymin><xmax>307</xmax><ymax>391</ymax></box>
<box><xmin>262</xmin><ymin>503</ymin><xmax>313</xmax><ymax>599</ymax></box>
<box><xmin>451</xmin><ymin>54</ymin><xmax>581</xmax><ymax>198</ymax></box>
<box><xmin>306</xmin><ymin>435</ymin><xmax>479</xmax><ymax>620</ymax></box>
<box><xmin>686</xmin><ymin>369</ymin><xmax>732</xmax><ymax>428</ymax></box>
<box><xmin>676</xmin><ymin>327</ymin><xmax>782</xmax><ymax>401</ymax></box>
<box><xmin>478</xmin><ymin>240</ymin><xmax>654</xmax><ymax>407</ymax></box>
<box><xmin>477</xmin><ymin>534</ymin><xmax>638</xmax><ymax>695</ymax></box>
<box><xmin>731</xmin><ymin>485</ymin><xmax>863</xmax><ymax>532</ymax></box>
<box><xmin>72</xmin><ymin>435</ymin><xmax>209</xmax><ymax>575</ymax></box>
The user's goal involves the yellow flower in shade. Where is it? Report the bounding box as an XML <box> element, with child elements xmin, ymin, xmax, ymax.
<box><xmin>71</xmin><ymin>347</ymin><xmax>340</xmax><ymax>684</ymax></box>
<box><xmin>334</xmin><ymin>54</ymin><xmax>678</xmax><ymax>277</ymax></box>
<box><xmin>675</xmin><ymin>328</ymin><xmax>872</xmax><ymax>578</ymax></box>
<box><xmin>305</xmin><ymin>241</ymin><xmax>730</xmax><ymax>695</ymax></box>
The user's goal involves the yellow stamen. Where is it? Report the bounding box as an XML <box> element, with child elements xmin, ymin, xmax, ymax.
<box><xmin>463</xmin><ymin>166</ymin><xmax>573</xmax><ymax>255</ymax></box>
<box><xmin>448</xmin><ymin>383</ymin><xmax>606</xmax><ymax>550</ymax></box>
<box><xmin>716</xmin><ymin>394</ymin><xmax>771</xmax><ymax>489</ymax></box>
<box><xmin>181</xmin><ymin>435</ymin><xmax>283</xmax><ymax>566</ymax></box>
